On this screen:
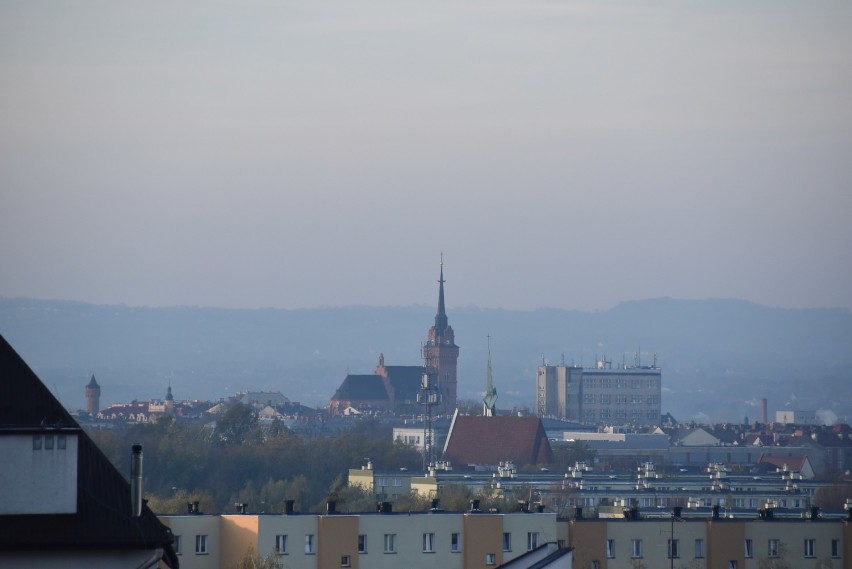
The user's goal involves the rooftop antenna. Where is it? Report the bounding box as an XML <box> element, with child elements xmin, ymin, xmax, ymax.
<box><xmin>418</xmin><ymin>347</ymin><xmax>441</xmax><ymax>471</ymax></box>
<box><xmin>483</xmin><ymin>335</ymin><xmax>498</xmax><ymax>417</ymax></box>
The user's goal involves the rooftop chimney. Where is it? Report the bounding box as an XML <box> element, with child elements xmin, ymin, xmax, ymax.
<box><xmin>326</xmin><ymin>501</ymin><xmax>336</xmax><ymax>514</ymax></box>
<box><xmin>130</xmin><ymin>444</ymin><xmax>143</xmax><ymax>517</ymax></box>
<box><xmin>285</xmin><ymin>500</ymin><xmax>295</xmax><ymax>515</ymax></box>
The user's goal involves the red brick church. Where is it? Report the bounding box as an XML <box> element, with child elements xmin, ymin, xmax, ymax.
<box><xmin>329</xmin><ymin>263</ymin><xmax>460</xmax><ymax>416</ymax></box>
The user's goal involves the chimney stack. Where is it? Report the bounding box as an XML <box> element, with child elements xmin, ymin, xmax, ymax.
<box><xmin>285</xmin><ymin>500</ymin><xmax>295</xmax><ymax>515</ymax></box>
<box><xmin>130</xmin><ymin>444</ymin><xmax>143</xmax><ymax>517</ymax></box>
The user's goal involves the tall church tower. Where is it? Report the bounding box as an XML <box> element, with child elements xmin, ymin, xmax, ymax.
<box><xmin>422</xmin><ymin>261</ymin><xmax>460</xmax><ymax>413</ymax></box>
<box><xmin>85</xmin><ymin>374</ymin><xmax>101</xmax><ymax>415</ymax></box>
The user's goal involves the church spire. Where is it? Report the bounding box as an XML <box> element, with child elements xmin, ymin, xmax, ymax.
<box><xmin>483</xmin><ymin>335</ymin><xmax>498</xmax><ymax>416</ymax></box>
<box><xmin>434</xmin><ymin>256</ymin><xmax>448</xmax><ymax>333</ymax></box>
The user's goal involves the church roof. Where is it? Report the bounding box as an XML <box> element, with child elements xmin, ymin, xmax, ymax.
<box><xmin>383</xmin><ymin>366</ymin><xmax>424</xmax><ymax>403</ymax></box>
<box><xmin>442</xmin><ymin>414</ymin><xmax>554</xmax><ymax>467</ymax></box>
<box><xmin>0</xmin><ymin>334</ymin><xmax>178</xmax><ymax>566</ymax></box>
<box><xmin>331</xmin><ymin>374</ymin><xmax>389</xmax><ymax>402</ymax></box>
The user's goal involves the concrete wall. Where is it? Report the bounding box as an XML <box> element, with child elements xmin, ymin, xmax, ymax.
<box><xmin>0</xmin><ymin>433</ymin><xmax>77</xmax><ymax>515</ymax></box>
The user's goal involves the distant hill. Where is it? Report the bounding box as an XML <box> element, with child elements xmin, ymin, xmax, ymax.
<box><xmin>1</xmin><ymin>297</ymin><xmax>850</xmax><ymax>424</ymax></box>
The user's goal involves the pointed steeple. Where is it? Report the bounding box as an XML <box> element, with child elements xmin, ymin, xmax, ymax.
<box><xmin>434</xmin><ymin>258</ymin><xmax>448</xmax><ymax>333</ymax></box>
<box><xmin>87</xmin><ymin>374</ymin><xmax>100</xmax><ymax>389</ymax></box>
<box><xmin>483</xmin><ymin>335</ymin><xmax>498</xmax><ymax>416</ymax></box>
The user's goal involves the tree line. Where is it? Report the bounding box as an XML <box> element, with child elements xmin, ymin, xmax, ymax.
<box><xmin>87</xmin><ymin>403</ymin><xmax>422</xmax><ymax>515</ymax></box>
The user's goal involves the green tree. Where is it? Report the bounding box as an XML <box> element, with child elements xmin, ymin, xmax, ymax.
<box><xmin>230</xmin><ymin>545</ymin><xmax>279</xmax><ymax>569</ymax></box>
<box><xmin>213</xmin><ymin>403</ymin><xmax>259</xmax><ymax>446</ymax></box>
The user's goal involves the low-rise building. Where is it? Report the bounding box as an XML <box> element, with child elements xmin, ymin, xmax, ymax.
<box><xmin>160</xmin><ymin>507</ymin><xmax>565</xmax><ymax>569</ymax></box>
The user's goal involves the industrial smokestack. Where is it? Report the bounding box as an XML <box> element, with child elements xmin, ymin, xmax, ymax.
<box><xmin>130</xmin><ymin>444</ymin><xmax>143</xmax><ymax>517</ymax></box>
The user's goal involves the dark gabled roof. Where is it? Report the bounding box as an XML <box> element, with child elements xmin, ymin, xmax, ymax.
<box><xmin>0</xmin><ymin>334</ymin><xmax>178</xmax><ymax>567</ymax></box>
<box><xmin>443</xmin><ymin>415</ymin><xmax>554</xmax><ymax>467</ymax></box>
<box><xmin>331</xmin><ymin>374</ymin><xmax>389</xmax><ymax>402</ymax></box>
<box><xmin>384</xmin><ymin>365</ymin><xmax>424</xmax><ymax>403</ymax></box>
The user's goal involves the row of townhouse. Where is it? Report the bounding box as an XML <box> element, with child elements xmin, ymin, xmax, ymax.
<box><xmin>159</xmin><ymin>503</ymin><xmax>852</xmax><ymax>569</ymax></box>
<box><xmin>569</xmin><ymin>508</ymin><xmax>852</xmax><ymax>569</ymax></box>
<box><xmin>159</xmin><ymin>508</ymin><xmax>565</xmax><ymax>569</ymax></box>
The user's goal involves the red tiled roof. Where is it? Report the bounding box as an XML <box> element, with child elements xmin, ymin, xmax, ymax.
<box><xmin>757</xmin><ymin>454</ymin><xmax>808</xmax><ymax>472</ymax></box>
<box><xmin>442</xmin><ymin>415</ymin><xmax>553</xmax><ymax>467</ymax></box>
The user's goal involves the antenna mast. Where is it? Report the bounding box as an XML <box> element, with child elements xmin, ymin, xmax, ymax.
<box><xmin>418</xmin><ymin>343</ymin><xmax>441</xmax><ymax>471</ymax></box>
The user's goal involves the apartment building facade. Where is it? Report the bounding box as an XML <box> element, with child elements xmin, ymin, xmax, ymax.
<box><xmin>160</xmin><ymin>509</ymin><xmax>563</xmax><ymax>569</ymax></box>
<box><xmin>536</xmin><ymin>362</ymin><xmax>662</xmax><ymax>426</ymax></box>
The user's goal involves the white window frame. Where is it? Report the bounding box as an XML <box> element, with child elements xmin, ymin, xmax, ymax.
<box><xmin>527</xmin><ymin>532</ymin><xmax>539</xmax><ymax>551</ymax></box>
<box><xmin>195</xmin><ymin>534</ymin><xmax>208</xmax><ymax>555</ymax></box>
<box><xmin>668</xmin><ymin>538</ymin><xmax>680</xmax><ymax>559</ymax></box>
<box><xmin>606</xmin><ymin>539</ymin><xmax>615</xmax><ymax>558</ymax></box>
<box><xmin>341</xmin><ymin>555</ymin><xmax>351</xmax><ymax>567</ymax></box>
<box><xmin>174</xmin><ymin>535</ymin><xmax>182</xmax><ymax>556</ymax></box>
<box><xmin>423</xmin><ymin>532</ymin><xmax>435</xmax><ymax>553</ymax></box>
<box><xmin>804</xmin><ymin>538</ymin><xmax>815</xmax><ymax>558</ymax></box>
<box><xmin>502</xmin><ymin>532</ymin><xmax>512</xmax><ymax>552</ymax></box>
<box><xmin>768</xmin><ymin>539</ymin><xmax>779</xmax><ymax>558</ymax></box>
<box><xmin>275</xmin><ymin>534</ymin><xmax>288</xmax><ymax>555</ymax></box>
<box><xmin>358</xmin><ymin>534</ymin><xmax>367</xmax><ymax>554</ymax></box>
<box><xmin>384</xmin><ymin>533</ymin><xmax>397</xmax><ymax>554</ymax></box>
<box><xmin>695</xmin><ymin>538</ymin><xmax>704</xmax><ymax>559</ymax></box>
<box><xmin>305</xmin><ymin>534</ymin><xmax>315</xmax><ymax>554</ymax></box>
<box><xmin>485</xmin><ymin>553</ymin><xmax>496</xmax><ymax>565</ymax></box>
<box><xmin>631</xmin><ymin>539</ymin><xmax>643</xmax><ymax>558</ymax></box>
<box><xmin>451</xmin><ymin>532</ymin><xmax>460</xmax><ymax>552</ymax></box>
<box><xmin>831</xmin><ymin>539</ymin><xmax>840</xmax><ymax>558</ymax></box>
<box><xmin>744</xmin><ymin>539</ymin><xmax>753</xmax><ymax>558</ymax></box>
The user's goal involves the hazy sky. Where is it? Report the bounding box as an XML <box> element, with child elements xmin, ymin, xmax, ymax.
<box><xmin>2</xmin><ymin>1</ymin><xmax>851</xmax><ymax>312</ymax></box>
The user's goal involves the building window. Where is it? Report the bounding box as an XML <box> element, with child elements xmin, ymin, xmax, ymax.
<box><xmin>275</xmin><ymin>534</ymin><xmax>288</xmax><ymax>554</ymax></box>
<box><xmin>485</xmin><ymin>553</ymin><xmax>496</xmax><ymax>565</ymax></box>
<box><xmin>831</xmin><ymin>539</ymin><xmax>840</xmax><ymax>558</ymax></box>
<box><xmin>423</xmin><ymin>533</ymin><xmax>435</xmax><ymax>553</ymax></box>
<box><xmin>341</xmin><ymin>555</ymin><xmax>351</xmax><ymax>567</ymax></box>
<box><xmin>606</xmin><ymin>539</ymin><xmax>615</xmax><ymax>558</ymax></box>
<box><xmin>451</xmin><ymin>532</ymin><xmax>460</xmax><ymax>552</ymax></box>
<box><xmin>695</xmin><ymin>539</ymin><xmax>704</xmax><ymax>558</ymax></box>
<box><xmin>195</xmin><ymin>535</ymin><xmax>208</xmax><ymax>554</ymax></box>
<box><xmin>384</xmin><ymin>534</ymin><xmax>396</xmax><ymax>553</ymax></box>
<box><xmin>32</xmin><ymin>435</ymin><xmax>43</xmax><ymax>450</ymax></box>
<box><xmin>44</xmin><ymin>435</ymin><xmax>54</xmax><ymax>450</ymax></box>
<box><xmin>527</xmin><ymin>532</ymin><xmax>539</xmax><ymax>551</ymax></box>
<box><xmin>768</xmin><ymin>539</ymin><xmax>779</xmax><ymax>557</ymax></box>
<box><xmin>804</xmin><ymin>539</ymin><xmax>815</xmax><ymax>558</ymax></box>
<box><xmin>174</xmin><ymin>535</ymin><xmax>182</xmax><ymax>555</ymax></box>
<box><xmin>502</xmin><ymin>533</ymin><xmax>512</xmax><ymax>552</ymax></box>
<box><xmin>744</xmin><ymin>539</ymin><xmax>753</xmax><ymax>558</ymax></box>
<box><xmin>590</xmin><ymin>562</ymin><xmax>600</xmax><ymax>569</ymax></box>
<box><xmin>668</xmin><ymin>539</ymin><xmax>680</xmax><ymax>559</ymax></box>
<box><xmin>358</xmin><ymin>534</ymin><xmax>367</xmax><ymax>554</ymax></box>
<box><xmin>393</xmin><ymin>478</ymin><xmax>401</xmax><ymax>487</ymax></box>
<box><xmin>57</xmin><ymin>435</ymin><xmax>67</xmax><ymax>450</ymax></box>
<box><xmin>728</xmin><ymin>562</ymin><xmax>738</xmax><ymax>569</ymax></box>
<box><xmin>631</xmin><ymin>539</ymin><xmax>643</xmax><ymax>558</ymax></box>
<box><xmin>305</xmin><ymin>534</ymin><xmax>315</xmax><ymax>554</ymax></box>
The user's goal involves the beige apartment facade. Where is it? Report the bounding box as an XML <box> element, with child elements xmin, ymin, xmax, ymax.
<box><xmin>160</xmin><ymin>510</ymin><xmax>561</xmax><ymax>569</ymax></box>
<box><xmin>568</xmin><ymin>513</ymin><xmax>851</xmax><ymax>569</ymax></box>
